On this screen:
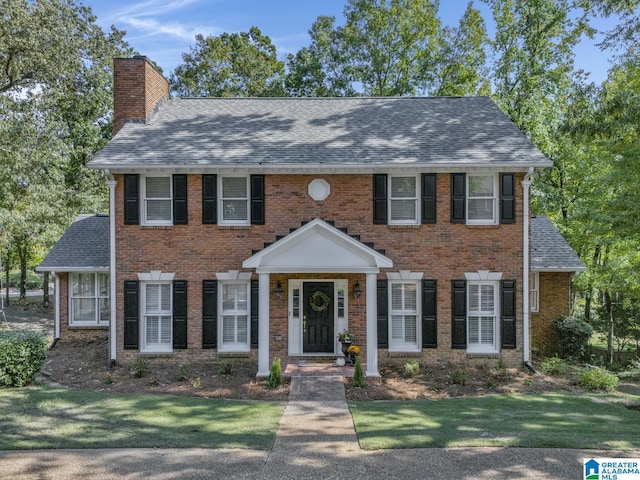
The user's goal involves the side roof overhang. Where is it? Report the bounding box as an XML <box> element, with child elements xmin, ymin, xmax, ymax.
<box><xmin>530</xmin><ymin>216</ymin><xmax>586</xmax><ymax>274</ymax></box>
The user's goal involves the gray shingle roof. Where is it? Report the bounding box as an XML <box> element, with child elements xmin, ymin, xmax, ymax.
<box><xmin>89</xmin><ymin>96</ymin><xmax>551</xmax><ymax>171</ymax></box>
<box><xmin>36</xmin><ymin>215</ymin><xmax>109</xmax><ymax>272</ymax></box>
<box><xmin>531</xmin><ymin>216</ymin><xmax>586</xmax><ymax>272</ymax></box>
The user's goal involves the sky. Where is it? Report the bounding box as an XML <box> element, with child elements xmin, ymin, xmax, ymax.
<box><xmin>86</xmin><ymin>0</ymin><xmax>622</xmax><ymax>85</ymax></box>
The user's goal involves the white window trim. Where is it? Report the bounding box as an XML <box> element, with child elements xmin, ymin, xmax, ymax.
<box><xmin>466</xmin><ymin>280</ymin><xmax>500</xmax><ymax>354</ymax></box>
<box><xmin>218</xmin><ymin>280</ymin><xmax>251</xmax><ymax>353</ymax></box>
<box><xmin>69</xmin><ymin>272</ymin><xmax>109</xmax><ymax>326</ymax></box>
<box><xmin>466</xmin><ymin>173</ymin><xmax>498</xmax><ymax>225</ymax></box>
<box><xmin>141</xmin><ymin>175</ymin><xmax>173</xmax><ymax>226</ymax></box>
<box><xmin>140</xmin><ymin>281</ymin><xmax>173</xmax><ymax>353</ymax></box>
<box><xmin>530</xmin><ymin>272</ymin><xmax>540</xmax><ymax>313</ymax></box>
<box><xmin>218</xmin><ymin>175</ymin><xmax>250</xmax><ymax>226</ymax></box>
<box><xmin>388</xmin><ymin>174</ymin><xmax>419</xmax><ymax>225</ymax></box>
<box><xmin>388</xmin><ymin>280</ymin><xmax>421</xmax><ymax>353</ymax></box>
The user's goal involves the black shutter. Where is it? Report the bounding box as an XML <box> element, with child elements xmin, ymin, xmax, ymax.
<box><xmin>202</xmin><ymin>174</ymin><xmax>217</xmax><ymax>224</ymax></box>
<box><xmin>451</xmin><ymin>280</ymin><xmax>467</xmax><ymax>349</ymax></box>
<box><xmin>501</xmin><ymin>280</ymin><xmax>517</xmax><ymax>349</ymax></box>
<box><xmin>172</xmin><ymin>174</ymin><xmax>188</xmax><ymax>225</ymax></box>
<box><xmin>124</xmin><ymin>174</ymin><xmax>140</xmax><ymax>225</ymax></box>
<box><xmin>451</xmin><ymin>173</ymin><xmax>466</xmax><ymax>223</ymax></box>
<box><xmin>422</xmin><ymin>280</ymin><xmax>437</xmax><ymax>348</ymax></box>
<box><xmin>124</xmin><ymin>280</ymin><xmax>139</xmax><ymax>349</ymax></box>
<box><xmin>377</xmin><ymin>279</ymin><xmax>388</xmax><ymax>348</ymax></box>
<box><xmin>250</xmin><ymin>175</ymin><xmax>265</xmax><ymax>225</ymax></box>
<box><xmin>421</xmin><ymin>174</ymin><xmax>437</xmax><ymax>224</ymax></box>
<box><xmin>172</xmin><ymin>280</ymin><xmax>188</xmax><ymax>349</ymax></box>
<box><xmin>251</xmin><ymin>280</ymin><xmax>259</xmax><ymax>348</ymax></box>
<box><xmin>500</xmin><ymin>173</ymin><xmax>516</xmax><ymax>224</ymax></box>
<box><xmin>373</xmin><ymin>174</ymin><xmax>388</xmax><ymax>224</ymax></box>
<box><xmin>202</xmin><ymin>280</ymin><xmax>217</xmax><ymax>349</ymax></box>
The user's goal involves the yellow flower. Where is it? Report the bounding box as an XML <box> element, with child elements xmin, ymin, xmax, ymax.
<box><xmin>347</xmin><ymin>345</ymin><xmax>361</xmax><ymax>355</ymax></box>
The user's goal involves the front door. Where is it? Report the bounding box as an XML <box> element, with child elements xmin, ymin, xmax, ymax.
<box><xmin>303</xmin><ymin>282</ymin><xmax>334</xmax><ymax>353</ymax></box>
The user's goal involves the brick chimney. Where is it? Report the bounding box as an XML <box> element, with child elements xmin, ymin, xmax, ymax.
<box><xmin>113</xmin><ymin>56</ymin><xmax>169</xmax><ymax>135</ymax></box>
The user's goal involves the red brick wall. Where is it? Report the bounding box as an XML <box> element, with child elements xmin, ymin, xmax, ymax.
<box><xmin>55</xmin><ymin>273</ymin><xmax>109</xmax><ymax>342</ymax></box>
<box><xmin>531</xmin><ymin>272</ymin><xmax>572</xmax><ymax>356</ymax></box>
<box><xmin>113</xmin><ymin>57</ymin><xmax>169</xmax><ymax>135</ymax></box>
<box><xmin>114</xmin><ymin>173</ymin><xmax>525</xmax><ymax>366</ymax></box>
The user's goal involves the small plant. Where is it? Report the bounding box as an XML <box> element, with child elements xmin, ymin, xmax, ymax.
<box><xmin>493</xmin><ymin>357</ymin><xmax>508</xmax><ymax>380</ymax></box>
<box><xmin>451</xmin><ymin>366</ymin><xmax>469</xmax><ymax>386</ymax></box>
<box><xmin>402</xmin><ymin>360</ymin><xmax>420</xmax><ymax>378</ymax></box>
<box><xmin>338</xmin><ymin>330</ymin><xmax>355</xmax><ymax>343</ymax></box>
<box><xmin>539</xmin><ymin>356</ymin><xmax>569</xmax><ymax>376</ymax></box>
<box><xmin>578</xmin><ymin>367</ymin><xmax>619</xmax><ymax>392</ymax></box>
<box><xmin>352</xmin><ymin>355</ymin><xmax>365</xmax><ymax>387</ymax></box>
<box><xmin>192</xmin><ymin>376</ymin><xmax>202</xmax><ymax>388</ymax></box>
<box><xmin>523</xmin><ymin>377</ymin><xmax>534</xmax><ymax>387</ymax></box>
<box><xmin>130</xmin><ymin>358</ymin><xmax>150</xmax><ymax>379</ymax></box>
<box><xmin>148</xmin><ymin>376</ymin><xmax>160</xmax><ymax>386</ymax></box>
<box><xmin>267</xmin><ymin>358</ymin><xmax>283</xmax><ymax>388</ymax></box>
<box><xmin>218</xmin><ymin>362</ymin><xmax>233</xmax><ymax>376</ymax></box>
<box><xmin>176</xmin><ymin>364</ymin><xmax>190</xmax><ymax>381</ymax></box>
<box><xmin>104</xmin><ymin>373</ymin><xmax>114</xmax><ymax>385</ymax></box>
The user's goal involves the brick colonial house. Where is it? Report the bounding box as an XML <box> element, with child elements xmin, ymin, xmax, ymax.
<box><xmin>38</xmin><ymin>56</ymin><xmax>585</xmax><ymax>376</ymax></box>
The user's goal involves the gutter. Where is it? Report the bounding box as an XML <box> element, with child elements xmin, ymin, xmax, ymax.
<box><xmin>106</xmin><ymin>170</ymin><xmax>118</xmax><ymax>367</ymax></box>
<box><xmin>522</xmin><ymin>167</ymin><xmax>534</xmax><ymax>365</ymax></box>
<box><xmin>49</xmin><ymin>272</ymin><xmax>61</xmax><ymax>349</ymax></box>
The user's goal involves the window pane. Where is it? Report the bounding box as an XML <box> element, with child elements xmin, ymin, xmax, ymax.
<box><xmin>146</xmin><ymin>199</ymin><xmax>172</xmax><ymax>221</ymax></box>
<box><xmin>468</xmin><ymin>176</ymin><xmax>494</xmax><ymax>197</ymax></box>
<box><xmin>223</xmin><ymin>284</ymin><xmax>248</xmax><ymax>311</ymax></box>
<box><xmin>146</xmin><ymin>284</ymin><xmax>170</xmax><ymax>312</ymax></box>
<box><xmin>236</xmin><ymin>315</ymin><xmax>248</xmax><ymax>343</ymax></box>
<box><xmin>468</xmin><ymin>198</ymin><xmax>494</xmax><ymax>220</ymax></box>
<box><xmin>222</xmin><ymin>177</ymin><xmax>247</xmax><ymax>197</ymax></box>
<box><xmin>405</xmin><ymin>315</ymin><xmax>417</xmax><ymax>342</ymax></box>
<box><xmin>481</xmin><ymin>316</ymin><xmax>494</xmax><ymax>344</ymax></box>
<box><xmin>404</xmin><ymin>284</ymin><xmax>417</xmax><ymax>310</ymax></box>
<box><xmin>223</xmin><ymin>316</ymin><xmax>236</xmax><ymax>343</ymax></box>
<box><xmin>72</xmin><ymin>273</ymin><xmax>95</xmax><ymax>297</ymax></box>
<box><xmin>390</xmin><ymin>177</ymin><xmax>416</xmax><ymax>198</ymax></box>
<box><xmin>146</xmin><ymin>177</ymin><xmax>170</xmax><ymax>198</ymax></box>
<box><xmin>99</xmin><ymin>274</ymin><xmax>109</xmax><ymax>297</ymax></box>
<box><xmin>469</xmin><ymin>316</ymin><xmax>480</xmax><ymax>343</ymax></box>
<box><xmin>390</xmin><ymin>199</ymin><xmax>416</xmax><ymax>221</ymax></box>
<box><xmin>222</xmin><ymin>200</ymin><xmax>248</xmax><ymax>221</ymax></box>
<box><xmin>469</xmin><ymin>285</ymin><xmax>480</xmax><ymax>311</ymax></box>
<box><xmin>480</xmin><ymin>285</ymin><xmax>494</xmax><ymax>310</ymax></box>
<box><xmin>99</xmin><ymin>298</ymin><xmax>110</xmax><ymax>323</ymax></box>
<box><xmin>146</xmin><ymin>315</ymin><xmax>171</xmax><ymax>345</ymax></box>
<box><xmin>391</xmin><ymin>315</ymin><xmax>403</xmax><ymax>340</ymax></box>
<box><xmin>73</xmin><ymin>298</ymin><xmax>96</xmax><ymax>322</ymax></box>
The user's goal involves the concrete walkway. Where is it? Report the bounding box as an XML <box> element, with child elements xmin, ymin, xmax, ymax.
<box><xmin>0</xmin><ymin>373</ymin><xmax>638</xmax><ymax>479</ymax></box>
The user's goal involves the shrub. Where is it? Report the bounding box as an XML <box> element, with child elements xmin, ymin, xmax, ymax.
<box><xmin>8</xmin><ymin>270</ymin><xmax>43</xmax><ymax>290</ymax></box>
<box><xmin>451</xmin><ymin>366</ymin><xmax>469</xmax><ymax>386</ymax></box>
<box><xmin>176</xmin><ymin>364</ymin><xmax>190</xmax><ymax>381</ymax></box>
<box><xmin>353</xmin><ymin>356</ymin><xmax>365</xmax><ymax>387</ymax></box>
<box><xmin>578</xmin><ymin>367</ymin><xmax>620</xmax><ymax>392</ymax></box>
<box><xmin>539</xmin><ymin>356</ymin><xmax>570</xmax><ymax>376</ymax></box>
<box><xmin>0</xmin><ymin>331</ymin><xmax>47</xmax><ymax>387</ymax></box>
<box><xmin>129</xmin><ymin>358</ymin><xmax>150</xmax><ymax>378</ymax></box>
<box><xmin>619</xmin><ymin>358</ymin><xmax>640</xmax><ymax>380</ymax></box>
<box><xmin>267</xmin><ymin>358</ymin><xmax>282</xmax><ymax>388</ymax></box>
<box><xmin>553</xmin><ymin>316</ymin><xmax>593</xmax><ymax>360</ymax></box>
<box><xmin>402</xmin><ymin>360</ymin><xmax>420</xmax><ymax>378</ymax></box>
<box><xmin>218</xmin><ymin>362</ymin><xmax>233</xmax><ymax>376</ymax></box>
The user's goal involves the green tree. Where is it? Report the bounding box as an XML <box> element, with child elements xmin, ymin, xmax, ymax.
<box><xmin>170</xmin><ymin>27</ymin><xmax>285</xmax><ymax>97</ymax></box>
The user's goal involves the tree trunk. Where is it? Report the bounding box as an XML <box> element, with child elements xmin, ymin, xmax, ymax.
<box><xmin>43</xmin><ymin>271</ymin><xmax>49</xmax><ymax>308</ymax></box>
<box><xmin>603</xmin><ymin>290</ymin><xmax>614</xmax><ymax>365</ymax></box>
<box><xmin>3</xmin><ymin>258</ymin><xmax>9</xmax><ymax>307</ymax></box>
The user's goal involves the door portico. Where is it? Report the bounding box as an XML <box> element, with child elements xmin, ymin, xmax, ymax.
<box><xmin>242</xmin><ymin>219</ymin><xmax>393</xmax><ymax>377</ymax></box>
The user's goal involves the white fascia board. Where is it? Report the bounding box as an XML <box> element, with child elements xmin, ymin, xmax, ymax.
<box><xmin>35</xmin><ymin>266</ymin><xmax>109</xmax><ymax>273</ymax></box>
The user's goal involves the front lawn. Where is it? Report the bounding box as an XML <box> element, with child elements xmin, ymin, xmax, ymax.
<box><xmin>0</xmin><ymin>385</ymin><xmax>284</xmax><ymax>450</ymax></box>
<box><xmin>350</xmin><ymin>393</ymin><xmax>640</xmax><ymax>450</ymax></box>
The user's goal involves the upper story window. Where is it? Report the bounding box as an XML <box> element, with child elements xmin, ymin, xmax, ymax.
<box><xmin>467</xmin><ymin>174</ymin><xmax>498</xmax><ymax>224</ymax></box>
<box><xmin>467</xmin><ymin>281</ymin><xmax>499</xmax><ymax>353</ymax></box>
<box><xmin>70</xmin><ymin>273</ymin><xmax>109</xmax><ymax>326</ymax></box>
<box><xmin>219</xmin><ymin>176</ymin><xmax>249</xmax><ymax>225</ymax></box>
<box><xmin>389</xmin><ymin>175</ymin><xmax>418</xmax><ymax>224</ymax></box>
<box><xmin>143</xmin><ymin>176</ymin><xmax>172</xmax><ymax>225</ymax></box>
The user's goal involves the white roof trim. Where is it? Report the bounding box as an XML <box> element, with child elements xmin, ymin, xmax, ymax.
<box><xmin>35</xmin><ymin>266</ymin><xmax>109</xmax><ymax>273</ymax></box>
<box><xmin>531</xmin><ymin>267</ymin><xmax>587</xmax><ymax>273</ymax></box>
<box><xmin>242</xmin><ymin>218</ymin><xmax>393</xmax><ymax>274</ymax></box>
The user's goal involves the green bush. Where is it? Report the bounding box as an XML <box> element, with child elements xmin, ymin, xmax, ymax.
<box><xmin>8</xmin><ymin>270</ymin><xmax>44</xmax><ymax>290</ymax></box>
<box><xmin>578</xmin><ymin>367</ymin><xmax>620</xmax><ymax>392</ymax></box>
<box><xmin>553</xmin><ymin>316</ymin><xmax>593</xmax><ymax>360</ymax></box>
<box><xmin>267</xmin><ymin>358</ymin><xmax>282</xmax><ymax>388</ymax></box>
<box><xmin>539</xmin><ymin>356</ymin><xmax>570</xmax><ymax>376</ymax></box>
<box><xmin>353</xmin><ymin>356</ymin><xmax>365</xmax><ymax>387</ymax></box>
<box><xmin>402</xmin><ymin>360</ymin><xmax>420</xmax><ymax>378</ymax></box>
<box><xmin>218</xmin><ymin>361</ymin><xmax>233</xmax><ymax>376</ymax></box>
<box><xmin>451</xmin><ymin>366</ymin><xmax>469</xmax><ymax>385</ymax></box>
<box><xmin>0</xmin><ymin>331</ymin><xmax>47</xmax><ymax>387</ymax></box>
<box><xmin>129</xmin><ymin>358</ymin><xmax>150</xmax><ymax>378</ymax></box>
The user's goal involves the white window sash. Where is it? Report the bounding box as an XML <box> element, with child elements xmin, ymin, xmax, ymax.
<box><xmin>530</xmin><ymin>272</ymin><xmax>539</xmax><ymax>313</ymax></box>
<box><xmin>219</xmin><ymin>281</ymin><xmax>250</xmax><ymax>351</ymax></box>
<box><xmin>466</xmin><ymin>174</ymin><xmax>498</xmax><ymax>225</ymax></box>
<box><xmin>467</xmin><ymin>282</ymin><xmax>499</xmax><ymax>353</ymax></box>
<box><xmin>141</xmin><ymin>282</ymin><xmax>173</xmax><ymax>352</ymax></box>
<box><xmin>388</xmin><ymin>281</ymin><xmax>420</xmax><ymax>351</ymax></box>
<box><xmin>69</xmin><ymin>273</ymin><xmax>110</xmax><ymax>326</ymax></box>
<box><xmin>388</xmin><ymin>175</ymin><xmax>418</xmax><ymax>225</ymax></box>
<box><xmin>142</xmin><ymin>176</ymin><xmax>173</xmax><ymax>225</ymax></box>
<box><xmin>219</xmin><ymin>176</ymin><xmax>249</xmax><ymax>225</ymax></box>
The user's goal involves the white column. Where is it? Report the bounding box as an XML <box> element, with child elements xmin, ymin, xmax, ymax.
<box><xmin>107</xmin><ymin>178</ymin><xmax>118</xmax><ymax>364</ymax></box>
<box><xmin>257</xmin><ymin>273</ymin><xmax>271</xmax><ymax>376</ymax></box>
<box><xmin>365</xmin><ymin>272</ymin><xmax>380</xmax><ymax>377</ymax></box>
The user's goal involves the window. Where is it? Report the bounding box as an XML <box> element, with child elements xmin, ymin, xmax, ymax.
<box><xmin>143</xmin><ymin>176</ymin><xmax>172</xmax><ymax>224</ymax></box>
<box><xmin>389</xmin><ymin>282</ymin><xmax>419</xmax><ymax>351</ymax></box>
<box><xmin>142</xmin><ymin>282</ymin><xmax>172</xmax><ymax>352</ymax></box>
<box><xmin>467</xmin><ymin>174</ymin><xmax>497</xmax><ymax>224</ymax></box>
<box><xmin>530</xmin><ymin>272</ymin><xmax>539</xmax><ymax>313</ymax></box>
<box><xmin>389</xmin><ymin>175</ymin><xmax>418</xmax><ymax>224</ymax></box>
<box><xmin>219</xmin><ymin>282</ymin><xmax>250</xmax><ymax>351</ymax></box>
<box><xmin>467</xmin><ymin>282</ymin><xmax>499</xmax><ymax>353</ymax></box>
<box><xmin>70</xmin><ymin>273</ymin><xmax>109</xmax><ymax>326</ymax></box>
<box><xmin>219</xmin><ymin>176</ymin><xmax>249</xmax><ymax>225</ymax></box>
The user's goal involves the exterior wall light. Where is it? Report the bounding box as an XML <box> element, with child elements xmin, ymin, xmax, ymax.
<box><xmin>274</xmin><ymin>280</ymin><xmax>283</xmax><ymax>300</ymax></box>
<box><xmin>353</xmin><ymin>281</ymin><xmax>361</xmax><ymax>299</ymax></box>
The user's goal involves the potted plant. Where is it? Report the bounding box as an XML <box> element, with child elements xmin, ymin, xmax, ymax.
<box><xmin>338</xmin><ymin>330</ymin><xmax>355</xmax><ymax>364</ymax></box>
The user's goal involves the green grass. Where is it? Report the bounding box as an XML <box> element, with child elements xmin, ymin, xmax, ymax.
<box><xmin>0</xmin><ymin>385</ymin><xmax>284</xmax><ymax>450</ymax></box>
<box><xmin>350</xmin><ymin>393</ymin><xmax>640</xmax><ymax>450</ymax></box>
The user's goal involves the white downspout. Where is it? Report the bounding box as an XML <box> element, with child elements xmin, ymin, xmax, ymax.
<box><xmin>106</xmin><ymin>171</ymin><xmax>118</xmax><ymax>367</ymax></box>
<box><xmin>53</xmin><ymin>272</ymin><xmax>60</xmax><ymax>340</ymax></box>
<box><xmin>522</xmin><ymin>167</ymin><xmax>534</xmax><ymax>365</ymax></box>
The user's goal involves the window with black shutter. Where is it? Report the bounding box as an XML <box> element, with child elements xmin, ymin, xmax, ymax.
<box><xmin>124</xmin><ymin>280</ymin><xmax>139</xmax><ymax>349</ymax></box>
<box><xmin>451</xmin><ymin>280</ymin><xmax>467</xmax><ymax>348</ymax></box>
<box><xmin>202</xmin><ymin>280</ymin><xmax>217</xmax><ymax>349</ymax></box>
<box><xmin>501</xmin><ymin>280</ymin><xmax>516</xmax><ymax>349</ymax></box>
<box><xmin>173</xmin><ymin>280</ymin><xmax>187</xmax><ymax>349</ymax></box>
<box><xmin>422</xmin><ymin>280</ymin><xmax>437</xmax><ymax>348</ymax></box>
